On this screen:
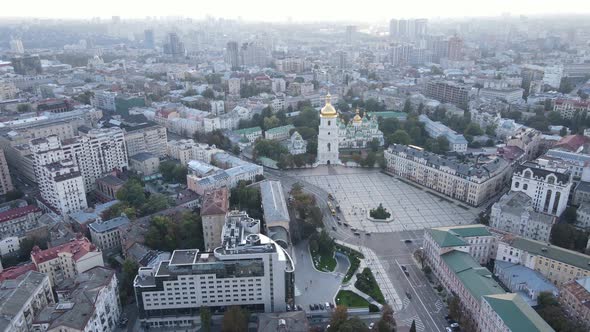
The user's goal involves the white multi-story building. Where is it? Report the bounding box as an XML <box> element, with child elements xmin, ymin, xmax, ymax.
<box><xmin>66</xmin><ymin>127</ymin><xmax>128</xmax><ymax>191</ymax></box>
<box><xmin>385</xmin><ymin>144</ymin><xmax>511</xmax><ymax>206</ymax></box>
<box><xmin>89</xmin><ymin>215</ymin><xmax>131</xmax><ymax>253</ymax></box>
<box><xmin>511</xmin><ymin>161</ymin><xmax>572</xmax><ymax>216</ymax></box>
<box><xmin>0</xmin><ymin>271</ymin><xmax>54</xmax><ymax>332</ymax></box>
<box><xmin>423</xmin><ymin>224</ymin><xmax>497</xmax><ymax>267</ymax></box>
<box><xmin>210</xmin><ymin>100</ymin><xmax>225</xmax><ymax>115</ymax></box>
<box><xmin>228</xmin><ymin>78</ymin><xmax>241</xmax><ymax>96</ymax></box>
<box><xmin>576</xmin><ymin>203</ymin><xmax>590</xmax><ymax>229</ymax></box>
<box><xmin>418</xmin><ymin>114</ymin><xmax>468</xmax><ymax>152</ymax></box>
<box><xmin>133</xmin><ymin>211</ymin><xmax>295</xmax><ymax>329</ymax></box>
<box><xmin>32</xmin><ymin>266</ymin><xmax>121</xmax><ymax>332</ymax></box>
<box><xmin>478</xmin><ymin>88</ymin><xmax>524</xmax><ymax>104</ymax></box>
<box><xmin>543</xmin><ymin>65</ymin><xmax>563</xmax><ymax>89</ymax></box>
<box><xmin>0</xmin><ymin>82</ymin><xmax>18</xmax><ymax>101</ymax></box>
<box><xmin>0</xmin><ymin>205</ymin><xmax>43</xmax><ymax>255</ymax></box>
<box><xmin>167</xmin><ymin>139</ymin><xmax>220</xmax><ymax>165</ymax></box>
<box><xmin>553</xmin><ymin>99</ymin><xmax>590</xmax><ymax>120</ymax></box>
<box><xmin>31</xmin><ymin>236</ymin><xmax>104</xmax><ymax>285</ymax></box>
<box><xmin>491</xmin><ymin>191</ymin><xmax>556</xmax><ymax>242</ymax></box>
<box><xmin>0</xmin><ymin>149</ymin><xmax>14</xmax><ymax>195</ymax></box>
<box><xmin>29</xmin><ymin>138</ymin><xmax>88</xmax><ymax>216</ymax></box>
<box><xmin>186</xmin><ymin>154</ymin><xmax>263</xmax><ymax>195</ymax></box>
<box><xmin>271</xmin><ymin>78</ymin><xmax>286</xmax><ymax>93</ymax></box>
<box><xmin>123</xmin><ymin>123</ymin><xmax>167</xmax><ymax>158</ymax></box>
<box><xmin>92</xmin><ymin>90</ymin><xmax>117</xmax><ymax>112</ymax></box>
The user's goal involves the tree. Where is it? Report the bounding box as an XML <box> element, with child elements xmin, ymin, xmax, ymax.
<box><xmin>116</xmin><ymin>179</ymin><xmax>147</xmax><ymax>208</ymax></box>
<box><xmin>159</xmin><ymin>160</ymin><xmax>188</xmax><ymax>183</ymax></box>
<box><xmin>559</xmin><ymin>127</ymin><xmax>568</xmax><ymax>137</ymax></box>
<box><xmin>370</xmin><ymin>203</ymin><xmax>391</xmax><ymax>219</ymax></box>
<box><xmin>200</xmin><ymin>307</ymin><xmax>212</xmax><ymax>332</ymax></box>
<box><xmin>254</xmin><ymin>139</ymin><xmax>288</xmax><ymax>160</ymax></box>
<box><xmin>202</xmin><ymin>88</ymin><xmax>215</xmax><ymax>99</ymax></box>
<box><xmin>221</xmin><ymin>306</ymin><xmax>248</xmax><ymax>332</ymax></box>
<box><xmin>403</xmin><ymin>99</ymin><xmax>413</xmax><ymax>113</ymax></box>
<box><xmin>5</xmin><ymin>189</ymin><xmax>24</xmax><ymax>201</ymax></box>
<box><xmin>339</xmin><ymin>317</ymin><xmax>370</xmax><ymax>332</ymax></box>
<box><xmin>414</xmin><ymin>249</ymin><xmax>426</xmax><ymax>268</ymax></box>
<box><xmin>388</xmin><ymin>130</ymin><xmax>411</xmax><ymax>146</ymax></box>
<box><xmin>448</xmin><ymin>296</ymin><xmax>462</xmax><ymax>321</ymax></box>
<box><xmin>563</xmin><ymin>206</ymin><xmax>577</xmax><ymax>223</ymax></box>
<box><xmin>409</xmin><ymin>320</ymin><xmax>416</xmax><ymax>332</ymax></box>
<box><xmin>377</xmin><ymin>304</ymin><xmax>396</xmax><ymax>332</ymax></box>
<box><xmin>327</xmin><ymin>305</ymin><xmax>349</xmax><ymax>332</ymax></box>
<box><xmin>17</xmin><ymin>104</ymin><xmax>32</xmax><ymax>113</ymax></box>
<box><xmin>183</xmin><ymin>88</ymin><xmax>198</xmax><ymax>97</ymax></box>
<box><xmin>145</xmin><ymin>212</ymin><xmax>204</xmax><ymax>251</ymax></box>
<box><xmin>120</xmin><ymin>259</ymin><xmax>139</xmax><ymax>304</ymax></box>
<box><xmin>550</xmin><ymin>223</ymin><xmax>589</xmax><ymax>252</ymax></box>
<box><xmin>263</xmin><ymin>116</ymin><xmax>280</xmax><ymax>130</ymax></box>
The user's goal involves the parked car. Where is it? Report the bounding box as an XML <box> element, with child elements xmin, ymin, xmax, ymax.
<box><xmin>404</xmin><ymin>239</ymin><xmax>412</xmax><ymax>243</ymax></box>
<box><xmin>354</xmin><ymin>232</ymin><xmax>361</xmax><ymax>236</ymax></box>
<box><xmin>309</xmin><ymin>304</ymin><xmax>314</xmax><ymax>311</ymax></box>
<box><xmin>450</xmin><ymin>323</ymin><xmax>460</xmax><ymax>329</ymax></box>
<box><xmin>405</xmin><ymin>291</ymin><xmax>412</xmax><ymax>299</ymax></box>
<box><xmin>369</xmin><ymin>322</ymin><xmax>375</xmax><ymax>329</ymax></box>
<box><xmin>343</xmin><ymin>223</ymin><xmax>349</xmax><ymax>227</ymax></box>
<box><xmin>325</xmin><ymin>302</ymin><xmax>331</xmax><ymax>309</ymax></box>
<box><xmin>319</xmin><ymin>303</ymin><xmax>325</xmax><ymax>310</ymax></box>
<box><xmin>366</xmin><ymin>232</ymin><xmax>371</xmax><ymax>236</ymax></box>
<box><xmin>332</xmin><ymin>226</ymin><xmax>337</xmax><ymax>231</ymax></box>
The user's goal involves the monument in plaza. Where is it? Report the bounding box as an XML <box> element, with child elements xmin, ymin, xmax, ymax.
<box><xmin>316</xmin><ymin>94</ymin><xmax>385</xmax><ymax>166</ymax></box>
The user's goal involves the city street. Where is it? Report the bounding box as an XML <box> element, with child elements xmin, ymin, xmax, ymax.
<box><xmin>266</xmin><ymin>166</ymin><xmax>457</xmax><ymax>331</ymax></box>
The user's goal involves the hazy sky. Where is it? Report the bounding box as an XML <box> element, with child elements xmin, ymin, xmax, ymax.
<box><xmin>3</xmin><ymin>0</ymin><xmax>590</xmax><ymax>22</ymax></box>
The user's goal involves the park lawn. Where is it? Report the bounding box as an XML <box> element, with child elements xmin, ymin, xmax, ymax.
<box><xmin>355</xmin><ymin>268</ymin><xmax>386</xmax><ymax>304</ymax></box>
<box><xmin>310</xmin><ymin>245</ymin><xmax>337</xmax><ymax>272</ymax></box>
<box><xmin>335</xmin><ymin>244</ymin><xmax>364</xmax><ymax>283</ymax></box>
<box><xmin>335</xmin><ymin>290</ymin><xmax>370</xmax><ymax>308</ymax></box>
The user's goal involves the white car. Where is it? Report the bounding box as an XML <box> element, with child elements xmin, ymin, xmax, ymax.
<box><xmin>369</xmin><ymin>322</ymin><xmax>375</xmax><ymax>329</ymax></box>
<box><xmin>445</xmin><ymin>328</ymin><xmax>452</xmax><ymax>332</ymax></box>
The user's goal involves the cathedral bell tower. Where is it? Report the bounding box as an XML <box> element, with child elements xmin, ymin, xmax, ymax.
<box><xmin>316</xmin><ymin>94</ymin><xmax>341</xmax><ymax>165</ymax></box>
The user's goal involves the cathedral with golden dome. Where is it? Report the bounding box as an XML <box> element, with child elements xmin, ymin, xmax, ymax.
<box><xmin>316</xmin><ymin>94</ymin><xmax>384</xmax><ymax>166</ymax></box>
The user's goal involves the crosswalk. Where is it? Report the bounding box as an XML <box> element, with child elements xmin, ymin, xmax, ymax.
<box><xmin>400</xmin><ymin>315</ymin><xmax>425</xmax><ymax>332</ymax></box>
<box><xmin>434</xmin><ymin>299</ymin><xmax>444</xmax><ymax>313</ymax></box>
<box><xmin>402</xmin><ymin>297</ymin><xmax>411</xmax><ymax>309</ymax></box>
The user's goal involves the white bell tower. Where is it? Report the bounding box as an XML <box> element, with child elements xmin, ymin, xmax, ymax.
<box><xmin>316</xmin><ymin>94</ymin><xmax>340</xmax><ymax>165</ymax></box>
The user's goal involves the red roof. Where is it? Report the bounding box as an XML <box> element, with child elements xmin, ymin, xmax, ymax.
<box><xmin>0</xmin><ymin>263</ymin><xmax>37</xmax><ymax>282</ymax></box>
<box><xmin>201</xmin><ymin>188</ymin><xmax>229</xmax><ymax>216</ymax></box>
<box><xmin>554</xmin><ymin>135</ymin><xmax>590</xmax><ymax>152</ymax></box>
<box><xmin>555</xmin><ymin>99</ymin><xmax>590</xmax><ymax>108</ymax></box>
<box><xmin>31</xmin><ymin>237</ymin><xmax>98</xmax><ymax>265</ymax></box>
<box><xmin>0</xmin><ymin>205</ymin><xmax>41</xmax><ymax>223</ymax></box>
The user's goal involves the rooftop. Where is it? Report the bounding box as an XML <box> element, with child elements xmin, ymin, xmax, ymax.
<box><xmin>130</xmin><ymin>152</ymin><xmax>157</xmax><ymax>162</ymax></box>
<box><xmin>515</xmin><ymin>161</ymin><xmax>571</xmax><ymax>185</ymax></box>
<box><xmin>96</xmin><ymin>174</ymin><xmax>125</xmax><ymax>187</ymax></box>
<box><xmin>483</xmin><ymin>293</ymin><xmax>554</xmax><ymax>332</ymax></box>
<box><xmin>0</xmin><ymin>271</ymin><xmax>49</xmax><ymax>331</ymax></box>
<box><xmin>441</xmin><ymin>250</ymin><xmax>504</xmax><ymax>301</ymax></box>
<box><xmin>0</xmin><ymin>205</ymin><xmax>41</xmax><ymax>223</ymax></box>
<box><xmin>234</xmin><ymin>126</ymin><xmax>262</xmax><ymax>135</ymax></box>
<box><xmin>200</xmin><ymin>188</ymin><xmax>229</xmax><ymax>216</ymax></box>
<box><xmin>428</xmin><ymin>224</ymin><xmax>491</xmax><ymax>247</ymax></box>
<box><xmin>260</xmin><ymin>181</ymin><xmax>290</xmax><ymax>228</ymax></box>
<box><xmin>34</xmin><ymin>267</ymin><xmax>115</xmax><ymax>331</ymax></box>
<box><xmin>31</xmin><ymin>237</ymin><xmax>99</xmax><ymax>265</ymax></box>
<box><xmin>503</xmin><ymin>235</ymin><xmax>590</xmax><ymax>271</ymax></box>
<box><xmin>88</xmin><ymin>215</ymin><xmax>130</xmax><ymax>234</ymax></box>
<box><xmin>68</xmin><ymin>200</ymin><xmax>120</xmax><ymax>225</ymax></box>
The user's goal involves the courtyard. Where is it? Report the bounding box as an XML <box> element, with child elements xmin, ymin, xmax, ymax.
<box><xmin>292</xmin><ymin>167</ymin><xmax>480</xmax><ymax>233</ymax></box>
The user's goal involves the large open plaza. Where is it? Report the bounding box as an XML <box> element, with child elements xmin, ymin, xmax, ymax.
<box><xmin>293</xmin><ymin>167</ymin><xmax>480</xmax><ymax>233</ymax></box>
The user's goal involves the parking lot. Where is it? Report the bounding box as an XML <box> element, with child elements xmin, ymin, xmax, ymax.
<box><xmin>295</xmin><ymin>168</ymin><xmax>479</xmax><ymax>233</ymax></box>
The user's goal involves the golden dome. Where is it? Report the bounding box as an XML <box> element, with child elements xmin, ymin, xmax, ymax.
<box><xmin>320</xmin><ymin>94</ymin><xmax>338</xmax><ymax>118</ymax></box>
<box><xmin>353</xmin><ymin>108</ymin><xmax>362</xmax><ymax>123</ymax></box>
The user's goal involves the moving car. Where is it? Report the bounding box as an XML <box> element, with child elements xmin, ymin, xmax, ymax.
<box><xmin>404</xmin><ymin>239</ymin><xmax>413</xmax><ymax>243</ymax></box>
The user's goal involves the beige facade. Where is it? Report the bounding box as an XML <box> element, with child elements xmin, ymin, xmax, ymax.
<box><xmin>385</xmin><ymin>145</ymin><xmax>511</xmax><ymax>206</ymax></box>
<box><xmin>0</xmin><ymin>149</ymin><xmax>14</xmax><ymax>195</ymax></box>
<box><xmin>559</xmin><ymin>278</ymin><xmax>590</xmax><ymax>328</ymax></box>
<box><xmin>124</xmin><ymin>124</ymin><xmax>167</xmax><ymax>158</ymax></box>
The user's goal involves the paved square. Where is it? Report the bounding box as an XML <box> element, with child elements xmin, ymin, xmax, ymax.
<box><xmin>297</xmin><ymin>169</ymin><xmax>478</xmax><ymax>233</ymax></box>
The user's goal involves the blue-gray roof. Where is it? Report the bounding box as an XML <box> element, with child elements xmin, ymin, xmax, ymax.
<box><xmin>69</xmin><ymin>200</ymin><xmax>120</xmax><ymax>225</ymax></box>
<box><xmin>88</xmin><ymin>215</ymin><xmax>131</xmax><ymax>233</ymax></box>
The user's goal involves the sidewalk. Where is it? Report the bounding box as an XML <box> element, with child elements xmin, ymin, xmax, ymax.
<box><xmin>336</xmin><ymin>240</ymin><xmax>402</xmax><ymax>311</ymax></box>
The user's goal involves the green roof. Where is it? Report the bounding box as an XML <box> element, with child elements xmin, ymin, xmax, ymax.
<box><xmin>483</xmin><ymin>294</ymin><xmax>554</xmax><ymax>332</ymax></box>
<box><xmin>429</xmin><ymin>229</ymin><xmax>467</xmax><ymax>247</ymax></box>
<box><xmin>234</xmin><ymin>126</ymin><xmax>262</xmax><ymax>135</ymax></box>
<box><xmin>367</xmin><ymin>111</ymin><xmax>407</xmax><ymax>120</ymax></box>
<box><xmin>428</xmin><ymin>225</ymin><xmax>491</xmax><ymax>247</ymax></box>
<box><xmin>441</xmin><ymin>250</ymin><xmax>505</xmax><ymax>301</ymax></box>
<box><xmin>510</xmin><ymin>237</ymin><xmax>590</xmax><ymax>271</ymax></box>
<box><xmin>265</xmin><ymin>124</ymin><xmax>294</xmax><ymax>135</ymax></box>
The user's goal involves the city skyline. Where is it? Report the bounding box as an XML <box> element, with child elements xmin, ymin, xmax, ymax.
<box><xmin>2</xmin><ymin>0</ymin><xmax>590</xmax><ymax>22</ymax></box>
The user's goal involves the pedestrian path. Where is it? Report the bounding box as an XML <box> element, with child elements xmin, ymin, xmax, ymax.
<box><xmin>335</xmin><ymin>240</ymin><xmax>402</xmax><ymax>311</ymax></box>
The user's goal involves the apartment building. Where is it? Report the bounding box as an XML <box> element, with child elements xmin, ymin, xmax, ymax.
<box><xmin>424</xmin><ymin>80</ymin><xmax>471</xmax><ymax>106</ymax></box>
<box><xmin>418</xmin><ymin>115</ymin><xmax>468</xmax><ymax>152</ymax></box>
<box><xmin>559</xmin><ymin>277</ymin><xmax>590</xmax><ymax>329</ymax></box>
<box><xmin>510</xmin><ymin>161</ymin><xmax>572</xmax><ymax>217</ymax></box>
<box><xmin>385</xmin><ymin>144</ymin><xmax>511</xmax><ymax>206</ymax></box>
<box><xmin>0</xmin><ymin>205</ymin><xmax>43</xmax><ymax>255</ymax></box>
<box><xmin>33</xmin><ymin>266</ymin><xmax>121</xmax><ymax>332</ymax></box>
<box><xmin>491</xmin><ymin>191</ymin><xmax>556</xmax><ymax>242</ymax></box>
<box><xmin>553</xmin><ymin>99</ymin><xmax>590</xmax><ymax>120</ymax></box>
<box><xmin>423</xmin><ymin>224</ymin><xmax>497</xmax><ymax>267</ymax></box>
<box><xmin>506</xmin><ymin>127</ymin><xmax>542</xmax><ymax>161</ymax></box>
<box><xmin>478</xmin><ymin>87</ymin><xmax>524</xmax><ymax>104</ymax></box>
<box><xmin>89</xmin><ymin>215</ymin><xmax>131</xmax><ymax>253</ymax></box>
<box><xmin>31</xmin><ymin>236</ymin><xmax>104</xmax><ymax>285</ymax></box>
<box><xmin>0</xmin><ymin>149</ymin><xmax>13</xmax><ymax>195</ymax></box>
<box><xmin>187</xmin><ymin>153</ymin><xmax>263</xmax><ymax>195</ymax></box>
<box><xmin>167</xmin><ymin>139</ymin><xmax>220</xmax><ymax>165</ymax></box>
<box><xmin>123</xmin><ymin>123</ymin><xmax>167</xmax><ymax>158</ymax></box>
<box><xmin>0</xmin><ymin>271</ymin><xmax>54</xmax><ymax>332</ymax></box>
<box><xmin>133</xmin><ymin>211</ymin><xmax>295</xmax><ymax>329</ymax></box>
<box><xmin>200</xmin><ymin>188</ymin><xmax>229</xmax><ymax>251</ymax></box>
<box><xmin>496</xmin><ymin>235</ymin><xmax>590</xmax><ymax>286</ymax></box>
<box><xmin>129</xmin><ymin>152</ymin><xmax>160</xmax><ymax>176</ymax></box>
<box><xmin>92</xmin><ymin>90</ymin><xmax>117</xmax><ymax>112</ymax></box>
